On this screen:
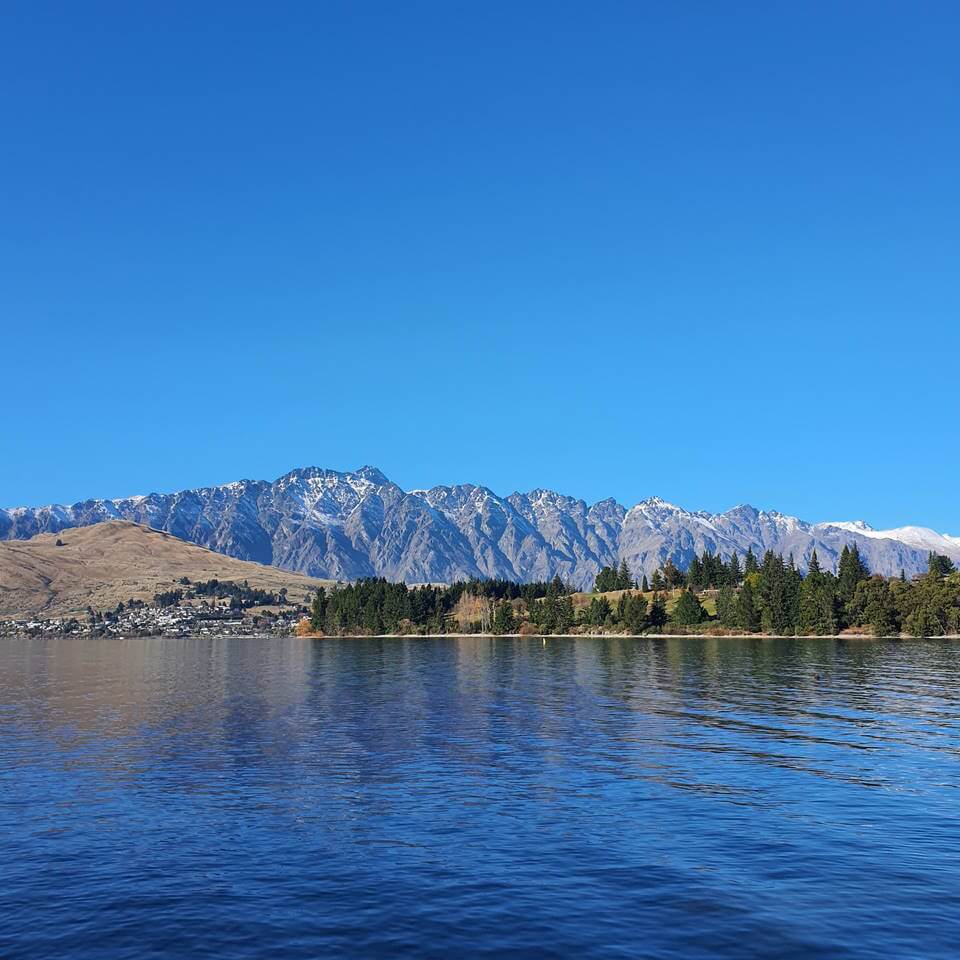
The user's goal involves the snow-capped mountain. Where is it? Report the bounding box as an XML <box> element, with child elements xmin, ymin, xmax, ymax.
<box><xmin>2</xmin><ymin>466</ymin><xmax>957</xmax><ymax>589</ymax></box>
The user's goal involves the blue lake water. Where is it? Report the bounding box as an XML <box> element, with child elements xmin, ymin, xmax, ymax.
<box><xmin>2</xmin><ymin>635</ymin><xmax>959</xmax><ymax>959</ymax></box>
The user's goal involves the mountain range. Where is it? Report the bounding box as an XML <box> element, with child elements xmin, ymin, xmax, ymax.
<box><xmin>2</xmin><ymin>466</ymin><xmax>958</xmax><ymax>590</ymax></box>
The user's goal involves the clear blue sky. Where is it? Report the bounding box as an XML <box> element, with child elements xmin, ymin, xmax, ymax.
<box><xmin>2</xmin><ymin>1</ymin><xmax>958</xmax><ymax>531</ymax></box>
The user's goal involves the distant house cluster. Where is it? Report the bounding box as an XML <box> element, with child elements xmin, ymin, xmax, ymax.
<box><xmin>0</xmin><ymin>578</ymin><xmax>309</xmax><ymax>638</ymax></box>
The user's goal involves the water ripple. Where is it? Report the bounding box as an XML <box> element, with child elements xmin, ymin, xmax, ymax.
<box><xmin>1</xmin><ymin>635</ymin><xmax>960</xmax><ymax>958</ymax></box>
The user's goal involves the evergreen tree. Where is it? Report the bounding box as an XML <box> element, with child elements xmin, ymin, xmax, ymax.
<box><xmin>686</xmin><ymin>555</ymin><xmax>703</xmax><ymax>591</ymax></box>
<box><xmin>647</xmin><ymin>594</ymin><xmax>668</xmax><ymax>631</ymax></box>
<box><xmin>383</xmin><ymin>587</ymin><xmax>404</xmax><ymax>633</ymax></box>
<box><xmin>616</xmin><ymin>592</ymin><xmax>627</xmax><ymax>623</ymax></box>
<box><xmin>736</xmin><ymin>579</ymin><xmax>761</xmax><ymax>632</ymax></box>
<box><xmin>541</xmin><ymin>591</ymin><xmax>559</xmax><ymax>633</ymax></box>
<box><xmin>744</xmin><ymin>547</ymin><xmax>759</xmax><ymax>576</ymax></box>
<box><xmin>556</xmin><ymin>594</ymin><xmax>575</xmax><ymax>633</ymax></box>
<box><xmin>702</xmin><ymin>552</ymin><xmax>723</xmax><ymax>588</ymax></box>
<box><xmin>716</xmin><ymin>584</ymin><xmax>737</xmax><ymax>626</ymax></box>
<box><xmin>759</xmin><ymin>551</ymin><xmax>793</xmax><ymax>635</ymax></box>
<box><xmin>623</xmin><ymin>592</ymin><xmax>648</xmax><ymax>634</ymax></box>
<box><xmin>663</xmin><ymin>560</ymin><xmax>685</xmax><ymax>589</ymax></box>
<box><xmin>673</xmin><ymin>588</ymin><xmax>704</xmax><ymax>625</ymax></box>
<box><xmin>363</xmin><ymin>600</ymin><xmax>383</xmax><ymax>635</ymax></box>
<box><xmin>837</xmin><ymin>544</ymin><xmax>870</xmax><ymax>605</ymax></box>
<box><xmin>786</xmin><ymin>554</ymin><xmax>802</xmax><ymax>630</ymax></box>
<box><xmin>641</xmin><ymin>574</ymin><xmax>650</xmax><ymax>593</ymax></box>
<box><xmin>594</xmin><ymin>566</ymin><xmax>617</xmax><ymax>592</ymax></box>
<box><xmin>903</xmin><ymin>574</ymin><xmax>960</xmax><ymax>636</ymax></box>
<box><xmin>586</xmin><ymin>596</ymin><xmax>613</xmax><ymax>626</ymax></box>
<box><xmin>797</xmin><ymin>552</ymin><xmax>836</xmax><ymax>635</ymax></box>
<box><xmin>650</xmin><ymin>570</ymin><xmax>665</xmax><ymax>592</ymax></box>
<box><xmin>850</xmin><ymin>578</ymin><xmax>897</xmax><ymax>637</ymax></box>
<box><xmin>309</xmin><ymin>587</ymin><xmax>327</xmax><ymax>631</ymax></box>
<box><xmin>727</xmin><ymin>553</ymin><xmax>742</xmax><ymax>586</ymax></box>
<box><xmin>798</xmin><ymin>551</ymin><xmax>820</xmax><ymax>634</ymax></box>
<box><xmin>617</xmin><ymin>560</ymin><xmax>633</xmax><ymax>590</ymax></box>
<box><xmin>928</xmin><ymin>552</ymin><xmax>957</xmax><ymax>577</ymax></box>
<box><xmin>492</xmin><ymin>600</ymin><xmax>516</xmax><ymax>635</ymax></box>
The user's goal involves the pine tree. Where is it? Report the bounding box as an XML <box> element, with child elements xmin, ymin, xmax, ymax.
<box><xmin>673</xmin><ymin>588</ymin><xmax>704</xmax><ymax>625</ymax></box>
<box><xmin>594</xmin><ymin>566</ymin><xmax>617</xmax><ymax>593</ymax></box>
<box><xmin>686</xmin><ymin>556</ymin><xmax>703</xmax><ymax>591</ymax></box>
<box><xmin>541</xmin><ymin>593</ymin><xmax>558</xmax><ymax>633</ymax></box>
<box><xmin>928</xmin><ymin>552</ymin><xmax>957</xmax><ymax>577</ymax></box>
<box><xmin>650</xmin><ymin>570</ymin><xmax>665</xmax><ymax>592</ymax></box>
<box><xmin>703</xmin><ymin>552</ymin><xmax>722</xmax><ymax>588</ymax></box>
<box><xmin>744</xmin><ymin>547</ymin><xmax>759</xmax><ymax>576</ymax></box>
<box><xmin>716</xmin><ymin>584</ymin><xmax>737</xmax><ymax>626</ymax></box>
<box><xmin>641</xmin><ymin>574</ymin><xmax>650</xmax><ymax>593</ymax></box>
<box><xmin>837</xmin><ymin>544</ymin><xmax>870</xmax><ymax>604</ymax></box>
<box><xmin>492</xmin><ymin>600</ymin><xmax>516</xmax><ymax>635</ymax></box>
<box><xmin>860</xmin><ymin>579</ymin><xmax>897</xmax><ymax>637</ymax></box>
<box><xmin>759</xmin><ymin>551</ymin><xmax>793</xmax><ymax>635</ymax></box>
<box><xmin>799</xmin><ymin>552</ymin><xmax>838</xmax><ymax>635</ymax></box>
<box><xmin>383</xmin><ymin>588</ymin><xmax>404</xmax><ymax>633</ymax></box>
<box><xmin>727</xmin><ymin>553</ymin><xmax>742</xmax><ymax>586</ymax></box>
<box><xmin>786</xmin><ymin>554</ymin><xmax>802</xmax><ymax>630</ymax></box>
<box><xmin>623</xmin><ymin>592</ymin><xmax>648</xmax><ymax>633</ymax></box>
<box><xmin>647</xmin><ymin>594</ymin><xmax>668</xmax><ymax>631</ymax></box>
<box><xmin>363</xmin><ymin>601</ymin><xmax>383</xmax><ymax>635</ymax></box>
<box><xmin>309</xmin><ymin>587</ymin><xmax>327</xmax><ymax>631</ymax></box>
<box><xmin>663</xmin><ymin>560</ymin><xmax>685</xmax><ymax>589</ymax></box>
<box><xmin>586</xmin><ymin>596</ymin><xmax>613</xmax><ymax>627</ymax></box>
<box><xmin>736</xmin><ymin>579</ymin><xmax>761</xmax><ymax>632</ymax></box>
<box><xmin>617</xmin><ymin>560</ymin><xmax>633</xmax><ymax>590</ymax></box>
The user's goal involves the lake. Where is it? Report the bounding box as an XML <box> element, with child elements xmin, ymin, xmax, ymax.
<box><xmin>2</xmin><ymin>635</ymin><xmax>959</xmax><ymax>958</ymax></box>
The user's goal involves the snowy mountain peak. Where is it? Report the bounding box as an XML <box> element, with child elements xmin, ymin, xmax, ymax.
<box><xmin>633</xmin><ymin>496</ymin><xmax>684</xmax><ymax>514</ymax></box>
<box><xmin>355</xmin><ymin>465</ymin><xmax>390</xmax><ymax>485</ymax></box>
<box><xmin>824</xmin><ymin>520</ymin><xmax>875</xmax><ymax>533</ymax></box>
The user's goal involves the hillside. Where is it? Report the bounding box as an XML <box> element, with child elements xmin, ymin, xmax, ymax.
<box><xmin>3</xmin><ymin>465</ymin><xmax>958</xmax><ymax>588</ymax></box>
<box><xmin>0</xmin><ymin>522</ymin><xmax>333</xmax><ymax>620</ymax></box>
<box><xmin>570</xmin><ymin>588</ymin><xmax>718</xmax><ymax>619</ymax></box>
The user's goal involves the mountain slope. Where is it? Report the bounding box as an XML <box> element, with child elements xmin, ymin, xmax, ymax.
<box><xmin>0</xmin><ymin>521</ymin><xmax>333</xmax><ymax>619</ymax></box>
<box><xmin>2</xmin><ymin>467</ymin><xmax>957</xmax><ymax>588</ymax></box>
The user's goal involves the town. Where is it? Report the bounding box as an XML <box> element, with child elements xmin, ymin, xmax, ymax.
<box><xmin>0</xmin><ymin>578</ymin><xmax>311</xmax><ymax>639</ymax></box>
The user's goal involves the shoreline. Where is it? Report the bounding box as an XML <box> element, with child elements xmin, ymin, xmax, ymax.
<box><xmin>6</xmin><ymin>631</ymin><xmax>956</xmax><ymax>641</ymax></box>
<box><xmin>305</xmin><ymin>632</ymin><xmax>960</xmax><ymax>641</ymax></box>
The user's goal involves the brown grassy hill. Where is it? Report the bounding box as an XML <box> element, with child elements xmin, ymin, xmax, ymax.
<box><xmin>570</xmin><ymin>588</ymin><xmax>718</xmax><ymax>617</ymax></box>
<box><xmin>0</xmin><ymin>521</ymin><xmax>334</xmax><ymax>620</ymax></box>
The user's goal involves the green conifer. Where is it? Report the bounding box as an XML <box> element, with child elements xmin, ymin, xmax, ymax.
<box><xmin>673</xmin><ymin>588</ymin><xmax>704</xmax><ymax>625</ymax></box>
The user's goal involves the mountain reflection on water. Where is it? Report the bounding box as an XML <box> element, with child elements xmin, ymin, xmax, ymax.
<box><xmin>2</xmin><ymin>635</ymin><xmax>959</xmax><ymax>959</ymax></box>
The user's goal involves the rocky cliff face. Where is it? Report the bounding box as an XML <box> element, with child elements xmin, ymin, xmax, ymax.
<box><xmin>2</xmin><ymin>466</ymin><xmax>957</xmax><ymax>588</ymax></box>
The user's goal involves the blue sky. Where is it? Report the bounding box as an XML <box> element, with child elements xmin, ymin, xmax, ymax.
<box><xmin>2</xmin><ymin>1</ymin><xmax>958</xmax><ymax>531</ymax></box>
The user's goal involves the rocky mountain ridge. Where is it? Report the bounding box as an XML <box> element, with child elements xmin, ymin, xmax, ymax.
<box><xmin>2</xmin><ymin>466</ymin><xmax>957</xmax><ymax>589</ymax></box>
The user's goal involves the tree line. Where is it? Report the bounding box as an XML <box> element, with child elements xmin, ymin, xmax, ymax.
<box><xmin>306</xmin><ymin>546</ymin><xmax>959</xmax><ymax>638</ymax></box>
<box><xmin>308</xmin><ymin>576</ymin><xmax>573</xmax><ymax>636</ymax></box>
<box><xmin>597</xmin><ymin>546</ymin><xmax>959</xmax><ymax>637</ymax></box>
<box><xmin>153</xmin><ymin>578</ymin><xmax>294</xmax><ymax>610</ymax></box>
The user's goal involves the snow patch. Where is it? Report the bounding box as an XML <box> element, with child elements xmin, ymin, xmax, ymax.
<box><xmin>817</xmin><ymin>521</ymin><xmax>960</xmax><ymax>556</ymax></box>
